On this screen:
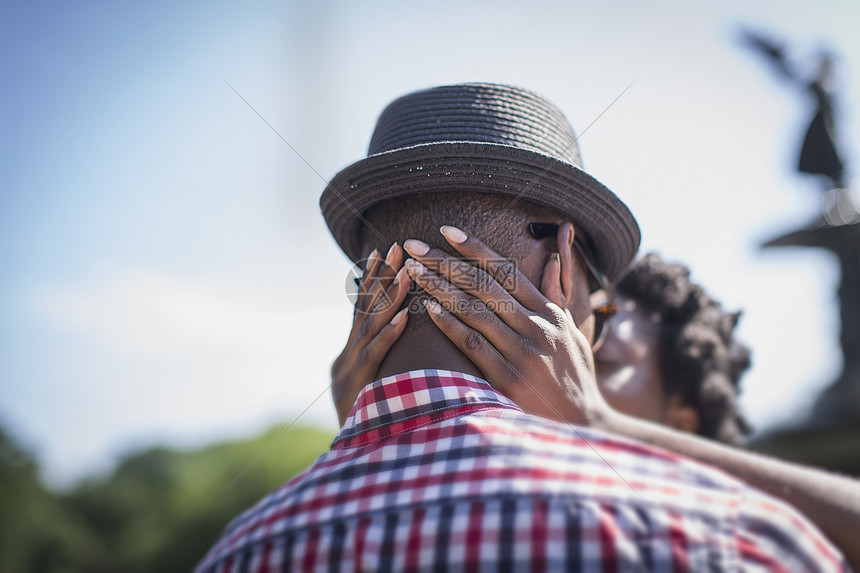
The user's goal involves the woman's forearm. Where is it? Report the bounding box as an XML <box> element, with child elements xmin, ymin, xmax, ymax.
<box><xmin>601</xmin><ymin>409</ymin><xmax>860</xmax><ymax>569</ymax></box>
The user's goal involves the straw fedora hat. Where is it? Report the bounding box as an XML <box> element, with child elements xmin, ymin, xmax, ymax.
<box><xmin>320</xmin><ymin>83</ymin><xmax>640</xmax><ymax>280</ymax></box>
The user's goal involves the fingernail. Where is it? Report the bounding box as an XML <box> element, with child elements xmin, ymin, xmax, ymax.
<box><xmin>440</xmin><ymin>226</ymin><xmax>467</xmax><ymax>244</ymax></box>
<box><xmin>367</xmin><ymin>249</ymin><xmax>380</xmax><ymax>268</ymax></box>
<box><xmin>405</xmin><ymin>258</ymin><xmax>425</xmax><ymax>275</ymax></box>
<box><xmin>390</xmin><ymin>308</ymin><xmax>408</xmax><ymax>325</ymax></box>
<box><xmin>386</xmin><ymin>242</ymin><xmax>399</xmax><ymax>264</ymax></box>
<box><xmin>551</xmin><ymin>253</ymin><xmax>560</xmax><ymax>263</ymax></box>
<box><xmin>393</xmin><ymin>265</ymin><xmax>409</xmax><ymax>284</ymax></box>
<box><xmin>404</xmin><ymin>239</ymin><xmax>430</xmax><ymax>256</ymax></box>
<box><xmin>425</xmin><ymin>299</ymin><xmax>442</xmax><ymax>315</ymax></box>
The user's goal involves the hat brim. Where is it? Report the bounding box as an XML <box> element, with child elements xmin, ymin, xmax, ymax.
<box><xmin>320</xmin><ymin>141</ymin><xmax>640</xmax><ymax>281</ymax></box>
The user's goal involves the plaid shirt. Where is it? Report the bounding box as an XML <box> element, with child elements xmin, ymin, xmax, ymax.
<box><xmin>197</xmin><ymin>369</ymin><xmax>847</xmax><ymax>572</ymax></box>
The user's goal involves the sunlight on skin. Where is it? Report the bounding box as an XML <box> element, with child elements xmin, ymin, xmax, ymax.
<box><xmin>594</xmin><ymin>299</ymin><xmax>666</xmax><ymax>422</ymax></box>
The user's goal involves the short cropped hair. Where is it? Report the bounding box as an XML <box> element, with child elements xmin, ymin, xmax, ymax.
<box><xmin>361</xmin><ymin>191</ymin><xmax>560</xmax><ymax>263</ymax></box>
<box><xmin>617</xmin><ymin>253</ymin><xmax>753</xmax><ymax>445</ymax></box>
<box><xmin>360</xmin><ymin>190</ymin><xmax>571</xmax><ymax>341</ymax></box>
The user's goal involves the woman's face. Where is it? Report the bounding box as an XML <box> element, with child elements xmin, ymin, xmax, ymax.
<box><xmin>594</xmin><ymin>298</ymin><xmax>667</xmax><ymax>422</ymax></box>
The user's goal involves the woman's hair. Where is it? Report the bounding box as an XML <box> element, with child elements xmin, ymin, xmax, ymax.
<box><xmin>617</xmin><ymin>253</ymin><xmax>753</xmax><ymax>445</ymax></box>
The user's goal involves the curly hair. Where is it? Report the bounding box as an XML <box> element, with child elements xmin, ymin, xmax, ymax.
<box><xmin>617</xmin><ymin>253</ymin><xmax>753</xmax><ymax>445</ymax></box>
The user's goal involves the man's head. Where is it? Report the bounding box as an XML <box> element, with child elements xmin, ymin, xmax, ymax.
<box><xmin>321</xmin><ymin>83</ymin><xmax>640</xmax><ymax>374</ymax></box>
<box><xmin>321</xmin><ymin>83</ymin><xmax>640</xmax><ymax>282</ymax></box>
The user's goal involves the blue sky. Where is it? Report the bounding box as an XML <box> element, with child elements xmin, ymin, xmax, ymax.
<box><xmin>2</xmin><ymin>0</ymin><xmax>859</xmax><ymax>487</ymax></box>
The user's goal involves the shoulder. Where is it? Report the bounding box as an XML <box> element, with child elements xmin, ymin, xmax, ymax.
<box><xmin>733</xmin><ymin>485</ymin><xmax>848</xmax><ymax>571</ymax></box>
<box><xmin>591</xmin><ymin>426</ymin><xmax>847</xmax><ymax>570</ymax></box>
<box><xmin>485</xmin><ymin>411</ymin><xmax>847</xmax><ymax>570</ymax></box>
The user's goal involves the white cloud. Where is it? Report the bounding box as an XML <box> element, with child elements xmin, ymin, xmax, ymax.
<box><xmin>28</xmin><ymin>266</ymin><xmax>350</xmax><ymax>358</ymax></box>
<box><xmin>15</xmin><ymin>266</ymin><xmax>352</xmax><ymax>486</ymax></box>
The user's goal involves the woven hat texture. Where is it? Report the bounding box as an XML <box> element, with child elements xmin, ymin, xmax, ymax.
<box><xmin>320</xmin><ymin>83</ymin><xmax>640</xmax><ymax>280</ymax></box>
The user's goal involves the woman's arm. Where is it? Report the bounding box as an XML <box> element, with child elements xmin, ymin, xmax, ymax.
<box><xmin>602</xmin><ymin>408</ymin><xmax>860</xmax><ymax>568</ymax></box>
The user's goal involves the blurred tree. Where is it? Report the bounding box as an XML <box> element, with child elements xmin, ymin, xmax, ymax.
<box><xmin>0</xmin><ymin>427</ymin><xmax>101</xmax><ymax>572</ymax></box>
<box><xmin>0</xmin><ymin>422</ymin><xmax>335</xmax><ymax>572</ymax></box>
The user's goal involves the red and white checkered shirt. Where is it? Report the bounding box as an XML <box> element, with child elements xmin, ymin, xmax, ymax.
<box><xmin>197</xmin><ymin>369</ymin><xmax>847</xmax><ymax>572</ymax></box>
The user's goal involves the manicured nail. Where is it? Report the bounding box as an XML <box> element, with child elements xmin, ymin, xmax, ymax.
<box><xmin>405</xmin><ymin>258</ymin><xmax>425</xmax><ymax>275</ymax></box>
<box><xmin>386</xmin><ymin>242</ymin><xmax>399</xmax><ymax>265</ymax></box>
<box><xmin>367</xmin><ymin>249</ymin><xmax>381</xmax><ymax>268</ymax></box>
<box><xmin>440</xmin><ymin>226</ymin><xmax>467</xmax><ymax>244</ymax></box>
<box><xmin>390</xmin><ymin>307</ymin><xmax>408</xmax><ymax>325</ymax></box>
<box><xmin>424</xmin><ymin>299</ymin><xmax>442</xmax><ymax>315</ymax></box>
<box><xmin>393</xmin><ymin>265</ymin><xmax>409</xmax><ymax>284</ymax></box>
<box><xmin>403</xmin><ymin>239</ymin><xmax>430</xmax><ymax>256</ymax></box>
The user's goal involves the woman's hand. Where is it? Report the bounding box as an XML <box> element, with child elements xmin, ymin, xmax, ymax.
<box><xmin>402</xmin><ymin>225</ymin><xmax>610</xmax><ymax>427</ymax></box>
<box><xmin>331</xmin><ymin>243</ymin><xmax>412</xmax><ymax>425</ymax></box>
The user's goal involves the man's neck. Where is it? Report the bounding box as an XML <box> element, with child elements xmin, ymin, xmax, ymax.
<box><xmin>375</xmin><ymin>320</ymin><xmax>483</xmax><ymax>381</ymax></box>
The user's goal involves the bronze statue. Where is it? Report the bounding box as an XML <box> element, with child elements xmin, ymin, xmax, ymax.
<box><xmin>742</xmin><ymin>28</ymin><xmax>860</xmax><ymax>470</ymax></box>
<box><xmin>741</xmin><ymin>29</ymin><xmax>845</xmax><ymax>188</ymax></box>
<box><xmin>742</xmin><ymin>28</ymin><xmax>855</xmax><ymax>225</ymax></box>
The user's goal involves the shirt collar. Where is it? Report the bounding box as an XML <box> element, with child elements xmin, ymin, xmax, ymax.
<box><xmin>333</xmin><ymin>369</ymin><xmax>521</xmax><ymax>448</ymax></box>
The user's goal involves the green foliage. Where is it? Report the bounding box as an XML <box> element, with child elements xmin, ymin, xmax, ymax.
<box><xmin>0</xmin><ymin>422</ymin><xmax>335</xmax><ymax>573</ymax></box>
<box><xmin>0</xmin><ymin>428</ymin><xmax>101</xmax><ymax>572</ymax></box>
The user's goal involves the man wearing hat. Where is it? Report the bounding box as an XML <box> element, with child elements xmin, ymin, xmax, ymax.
<box><xmin>196</xmin><ymin>84</ymin><xmax>846</xmax><ymax>571</ymax></box>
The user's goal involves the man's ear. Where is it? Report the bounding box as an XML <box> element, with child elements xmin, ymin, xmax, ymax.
<box><xmin>664</xmin><ymin>394</ymin><xmax>700</xmax><ymax>435</ymax></box>
<box><xmin>555</xmin><ymin>222</ymin><xmax>576</xmax><ymax>308</ymax></box>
